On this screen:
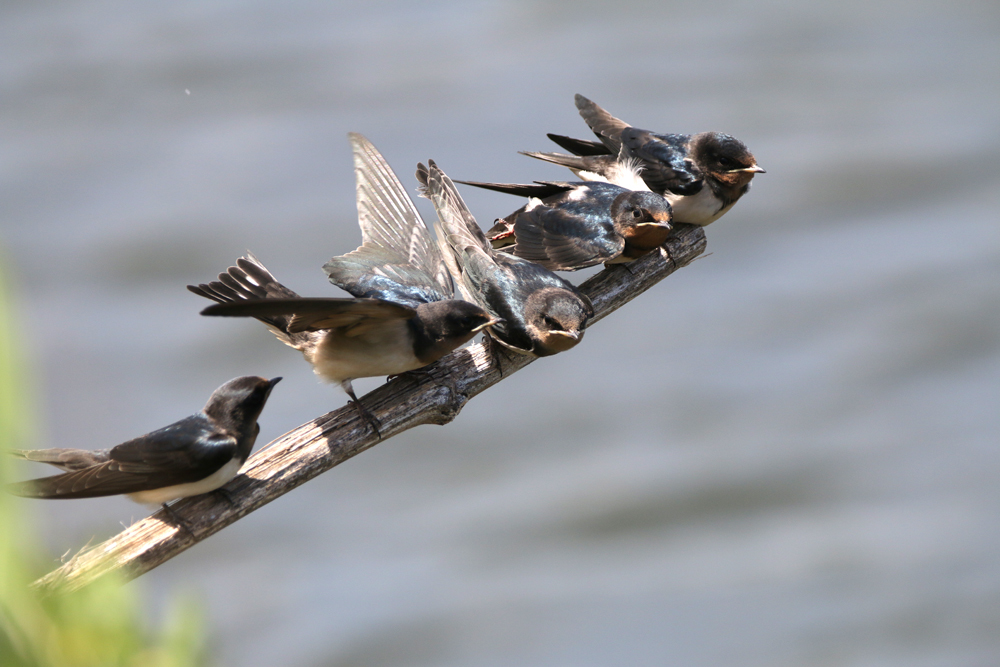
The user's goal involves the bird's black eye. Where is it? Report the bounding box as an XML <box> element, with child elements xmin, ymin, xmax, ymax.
<box><xmin>631</xmin><ymin>208</ymin><xmax>643</xmax><ymax>219</ymax></box>
<box><xmin>718</xmin><ymin>156</ymin><xmax>736</xmax><ymax>169</ymax></box>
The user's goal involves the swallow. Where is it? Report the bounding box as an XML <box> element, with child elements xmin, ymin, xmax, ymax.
<box><xmin>415</xmin><ymin>159</ymin><xmax>594</xmax><ymax>358</ymax></box>
<box><xmin>521</xmin><ymin>94</ymin><xmax>764</xmax><ymax>225</ymax></box>
<box><xmin>189</xmin><ymin>135</ymin><xmax>498</xmax><ymax>434</ymax></box>
<box><xmin>455</xmin><ymin>178</ymin><xmax>673</xmax><ymax>271</ymax></box>
<box><xmin>8</xmin><ymin>376</ymin><xmax>280</xmax><ymax>517</ymax></box>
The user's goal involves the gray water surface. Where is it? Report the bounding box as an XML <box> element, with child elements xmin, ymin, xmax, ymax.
<box><xmin>2</xmin><ymin>1</ymin><xmax>999</xmax><ymax>665</ymax></box>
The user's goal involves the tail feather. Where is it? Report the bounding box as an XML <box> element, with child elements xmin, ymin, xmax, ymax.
<box><xmin>454</xmin><ymin>180</ymin><xmax>574</xmax><ymax>199</ymax></box>
<box><xmin>190</xmin><ymin>278</ymin><xmax>242</xmax><ymax>305</ymax></box>
<box><xmin>234</xmin><ymin>255</ymin><xmax>298</xmax><ymax>300</ymax></box>
<box><xmin>188</xmin><ymin>253</ymin><xmax>309</xmax><ymax>349</ymax></box>
<box><xmin>6</xmin><ymin>464</ymin><xmax>138</xmax><ymax>500</ymax></box>
<box><xmin>546</xmin><ymin>133</ymin><xmax>610</xmax><ymax>156</ymax></box>
<box><xmin>521</xmin><ymin>150</ymin><xmax>590</xmax><ymax>170</ymax></box>
<box><xmin>520</xmin><ymin>151</ymin><xmax>622</xmax><ymax>180</ymax></box>
<box><xmin>7</xmin><ymin>477</ymin><xmax>66</xmax><ymax>498</ymax></box>
<box><xmin>9</xmin><ymin>448</ymin><xmax>110</xmax><ymax>472</ymax></box>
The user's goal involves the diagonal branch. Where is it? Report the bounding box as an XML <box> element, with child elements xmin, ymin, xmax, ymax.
<box><xmin>33</xmin><ymin>225</ymin><xmax>706</xmax><ymax>594</ymax></box>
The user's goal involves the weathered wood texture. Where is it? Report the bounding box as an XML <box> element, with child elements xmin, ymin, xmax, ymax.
<box><xmin>33</xmin><ymin>224</ymin><xmax>706</xmax><ymax>593</ymax></box>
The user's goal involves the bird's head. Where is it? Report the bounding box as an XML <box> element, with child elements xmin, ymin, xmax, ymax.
<box><xmin>610</xmin><ymin>190</ymin><xmax>673</xmax><ymax>239</ymax></box>
<box><xmin>414</xmin><ymin>300</ymin><xmax>501</xmax><ymax>363</ymax></box>
<box><xmin>691</xmin><ymin>132</ymin><xmax>764</xmax><ymax>188</ymax></box>
<box><xmin>204</xmin><ymin>375</ymin><xmax>282</xmax><ymax>434</ymax></box>
<box><xmin>525</xmin><ymin>288</ymin><xmax>594</xmax><ymax>356</ymax></box>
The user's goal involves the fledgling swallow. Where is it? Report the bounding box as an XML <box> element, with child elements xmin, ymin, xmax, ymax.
<box><xmin>455</xmin><ymin>178</ymin><xmax>673</xmax><ymax>272</ymax></box>
<box><xmin>8</xmin><ymin>376</ymin><xmax>280</xmax><ymax>516</ymax></box>
<box><xmin>415</xmin><ymin>159</ymin><xmax>593</xmax><ymax>358</ymax></box>
<box><xmin>189</xmin><ymin>134</ymin><xmax>498</xmax><ymax>434</ymax></box>
<box><xmin>522</xmin><ymin>94</ymin><xmax>764</xmax><ymax>225</ymax></box>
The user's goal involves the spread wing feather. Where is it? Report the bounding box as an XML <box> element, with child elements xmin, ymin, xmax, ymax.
<box><xmin>323</xmin><ymin>134</ymin><xmax>453</xmax><ymax>306</ymax></box>
<box><xmin>417</xmin><ymin>160</ymin><xmax>507</xmax><ymax>309</ymax></box>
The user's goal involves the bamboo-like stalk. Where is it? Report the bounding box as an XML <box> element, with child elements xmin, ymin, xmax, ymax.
<box><xmin>33</xmin><ymin>224</ymin><xmax>706</xmax><ymax>594</ymax></box>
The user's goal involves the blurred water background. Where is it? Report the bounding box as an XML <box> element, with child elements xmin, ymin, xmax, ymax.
<box><xmin>2</xmin><ymin>0</ymin><xmax>999</xmax><ymax>665</ymax></box>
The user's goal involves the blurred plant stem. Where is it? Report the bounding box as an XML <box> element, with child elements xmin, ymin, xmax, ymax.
<box><xmin>0</xmin><ymin>254</ymin><xmax>209</xmax><ymax>667</ymax></box>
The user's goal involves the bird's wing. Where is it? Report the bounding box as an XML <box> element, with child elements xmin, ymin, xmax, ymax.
<box><xmin>109</xmin><ymin>416</ymin><xmax>238</xmax><ymax>473</ymax></box>
<box><xmin>323</xmin><ymin>133</ymin><xmax>453</xmax><ymax>306</ymax></box>
<box><xmin>7</xmin><ymin>417</ymin><xmax>240</xmax><ymax>499</ymax></box>
<box><xmin>416</xmin><ymin>160</ymin><xmax>509</xmax><ymax>311</ymax></box>
<box><xmin>417</xmin><ymin>161</ymin><xmax>494</xmax><ymax>257</ymax></box>
<box><xmin>512</xmin><ymin>205</ymin><xmax>623</xmax><ymax>271</ymax></box>
<box><xmin>200</xmin><ymin>297</ymin><xmax>416</xmax><ymax>335</ymax></box>
<box><xmin>6</xmin><ymin>462</ymin><xmax>172</xmax><ymax>498</ymax></box>
<box><xmin>575</xmin><ymin>94</ymin><xmax>631</xmax><ymax>153</ymax></box>
<box><xmin>545</xmin><ymin>133</ymin><xmax>612</xmax><ymax>156</ymax></box>
<box><xmin>619</xmin><ymin>128</ymin><xmax>701</xmax><ymax>195</ymax></box>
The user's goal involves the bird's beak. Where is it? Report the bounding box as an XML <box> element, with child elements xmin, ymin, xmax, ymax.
<box><xmin>268</xmin><ymin>377</ymin><xmax>283</xmax><ymax>391</ymax></box>
<box><xmin>732</xmin><ymin>165</ymin><xmax>765</xmax><ymax>174</ymax></box>
<box><xmin>652</xmin><ymin>209</ymin><xmax>673</xmax><ymax>224</ymax></box>
<box><xmin>474</xmin><ymin>317</ymin><xmax>503</xmax><ymax>333</ymax></box>
<box><xmin>543</xmin><ymin>329</ymin><xmax>583</xmax><ymax>353</ymax></box>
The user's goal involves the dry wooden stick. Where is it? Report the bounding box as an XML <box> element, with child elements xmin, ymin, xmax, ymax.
<box><xmin>33</xmin><ymin>224</ymin><xmax>706</xmax><ymax>593</ymax></box>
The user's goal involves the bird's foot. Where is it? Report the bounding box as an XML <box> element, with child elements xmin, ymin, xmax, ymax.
<box><xmin>429</xmin><ymin>362</ymin><xmax>460</xmax><ymax>397</ymax></box>
<box><xmin>351</xmin><ymin>399</ymin><xmax>383</xmax><ymax>440</ymax></box>
<box><xmin>660</xmin><ymin>243</ymin><xmax>676</xmax><ymax>269</ymax></box>
<box><xmin>482</xmin><ymin>333</ymin><xmax>508</xmax><ymax>377</ymax></box>
<box><xmin>387</xmin><ymin>368</ymin><xmax>431</xmax><ymax>384</ymax></box>
<box><xmin>160</xmin><ymin>503</ymin><xmax>196</xmax><ymax>539</ymax></box>
<box><xmin>393</xmin><ymin>362</ymin><xmax>461</xmax><ymax>402</ymax></box>
<box><xmin>213</xmin><ymin>487</ymin><xmax>238</xmax><ymax>510</ymax></box>
<box><xmin>388</xmin><ymin>363</ymin><xmax>450</xmax><ymax>387</ymax></box>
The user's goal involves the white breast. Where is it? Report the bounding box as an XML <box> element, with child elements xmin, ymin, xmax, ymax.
<box><xmin>667</xmin><ymin>187</ymin><xmax>731</xmax><ymax>225</ymax></box>
<box><xmin>127</xmin><ymin>458</ymin><xmax>243</xmax><ymax>507</ymax></box>
<box><xmin>308</xmin><ymin>321</ymin><xmax>421</xmax><ymax>384</ymax></box>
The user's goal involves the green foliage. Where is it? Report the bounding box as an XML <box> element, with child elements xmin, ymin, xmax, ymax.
<box><xmin>0</xmin><ymin>256</ymin><xmax>209</xmax><ymax>667</ymax></box>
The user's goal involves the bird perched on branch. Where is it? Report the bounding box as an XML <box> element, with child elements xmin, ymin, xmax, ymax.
<box><xmin>416</xmin><ymin>159</ymin><xmax>593</xmax><ymax>358</ymax></box>
<box><xmin>456</xmin><ymin>177</ymin><xmax>673</xmax><ymax>271</ymax></box>
<box><xmin>521</xmin><ymin>94</ymin><xmax>764</xmax><ymax>225</ymax></box>
<box><xmin>189</xmin><ymin>134</ymin><xmax>498</xmax><ymax>435</ymax></box>
<box><xmin>8</xmin><ymin>376</ymin><xmax>280</xmax><ymax>522</ymax></box>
